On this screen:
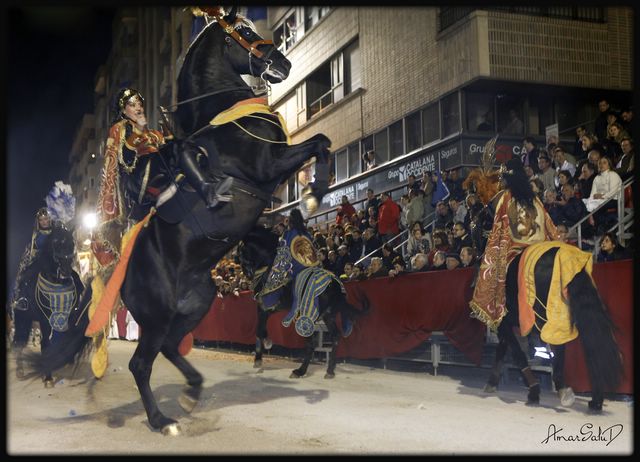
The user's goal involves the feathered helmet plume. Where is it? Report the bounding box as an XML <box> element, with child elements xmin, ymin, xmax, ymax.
<box><xmin>481</xmin><ymin>134</ymin><xmax>499</xmax><ymax>174</ymax></box>
<box><xmin>45</xmin><ymin>181</ymin><xmax>76</xmax><ymax>225</ymax></box>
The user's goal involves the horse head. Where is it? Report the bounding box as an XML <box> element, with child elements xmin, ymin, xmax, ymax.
<box><xmin>463</xmin><ymin>169</ymin><xmax>502</xmax><ymax>207</ymax></box>
<box><xmin>238</xmin><ymin>225</ymin><xmax>279</xmax><ymax>280</ymax></box>
<box><xmin>39</xmin><ymin>225</ymin><xmax>76</xmax><ymax>280</ymax></box>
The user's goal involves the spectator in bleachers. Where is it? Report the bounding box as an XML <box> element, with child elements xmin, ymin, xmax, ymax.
<box><xmin>363</xmin><ymin>188</ymin><xmax>379</xmax><ymax>222</ymax></box>
<box><xmin>620</xmin><ymin>107</ymin><xmax>633</xmax><ymax>137</ymax></box>
<box><xmin>350</xmin><ymin>263</ymin><xmax>366</xmax><ymax>281</ymax></box>
<box><xmin>347</xmin><ymin>228</ymin><xmax>363</xmax><ymax>262</ymax></box>
<box><xmin>273</xmin><ymin>222</ymin><xmax>285</xmax><ymax>236</ymax></box>
<box><xmin>448</xmin><ymin>197</ymin><xmax>467</xmax><ymax>225</ymax></box>
<box><xmin>426</xmin><ymin>230</ymin><xmax>450</xmax><ymax>267</ymax></box>
<box><xmin>430</xmin><ymin>250</ymin><xmax>447</xmax><ymax>271</ymax></box>
<box><xmin>552</xmin><ymin>146</ymin><xmax>576</xmax><ymax>185</ymax></box>
<box><xmin>367</xmin><ymin>213</ymin><xmax>378</xmax><ymax>232</ymax></box>
<box><xmin>366</xmin><ymin>256</ymin><xmax>388</xmax><ymax>279</ymax></box>
<box><xmin>421</xmin><ymin>171</ymin><xmax>435</xmax><ymax>212</ymax></box>
<box><xmin>407</xmin><ymin>174</ymin><xmax>422</xmax><ymax>194</ymax></box>
<box><xmin>381</xmin><ymin>243</ymin><xmax>401</xmax><ymax>270</ymax></box>
<box><xmin>596</xmin><ymin>232</ymin><xmax>631</xmax><ymax>262</ymax></box>
<box><xmin>399</xmin><ymin>194</ymin><xmax>411</xmax><ymax>230</ymax></box>
<box><xmin>335</xmin><ymin>195</ymin><xmax>356</xmax><ymax>226</ymax></box>
<box><xmin>340</xmin><ymin>261</ymin><xmax>354</xmax><ymax>281</ymax></box>
<box><xmin>362</xmin><ymin>227</ymin><xmax>382</xmax><ymax>261</ymax></box>
<box><xmin>451</xmin><ymin>221</ymin><xmax>473</xmax><ymax>254</ymax></box>
<box><xmin>377</xmin><ymin>191</ymin><xmax>401</xmax><ymax>243</ymax></box>
<box><xmin>460</xmin><ymin>246</ymin><xmax>478</xmax><ymax>268</ymax></box>
<box><xmin>529</xmin><ymin>177</ymin><xmax>545</xmax><ymax>202</ymax></box>
<box><xmin>574</xmin><ymin>125</ymin><xmax>589</xmax><ymax>161</ymax></box>
<box><xmin>543</xmin><ymin>188</ymin><xmax>562</xmax><ymax>225</ymax></box>
<box><xmin>324</xmin><ymin>232</ymin><xmax>337</xmax><ymax>252</ymax></box>
<box><xmin>433</xmin><ymin>200</ymin><xmax>453</xmax><ymax>230</ymax></box>
<box><xmin>537</xmin><ymin>154</ymin><xmax>556</xmax><ymax>195</ymax></box>
<box><xmin>587</xmin><ymin>147</ymin><xmax>603</xmax><ymax>171</ymax></box>
<box><xmin>445</xmin><ymin>252</ymin><xmax>462</xmax><ymax>271</ymax></box>
<box><xmin>521</xmin><ymin>136</ymin><xmax>541</xmax><ymax>174</ymax></box>
<box><xmin>581</xmin><ymin>135</ymin><xmax>605</xmax><ymax>165</ymax></box>
<box><xmin>325</xmin><ymin>249</ymin><xmax>338</xmax><ymax>274</ymax></box>
<box><xmin>524</xmin><ymin>165</ymin><xmax>536</xmax><ymax>182</ymax></box>
<box><xmin>407</xmin><ymin>189</ymin><xmax>425</xmax><ymax>230</ymax></box>
<box><xmin>594</xmin><ymin>98</ymin><xmax>612</xmax><ymax>143</ymax></box>
<box><xmin>576</xmin><ymin>161</ymin><xmax>596</xmax><ymax>199</ymax></box>
<box><xmin>556</xmin><ymin>183</ymin><xmax>588</xmax><ymax>228</ymax></box>
<box><xmin>409</xmin><ymin>253</ymin><xmax>430</xmax><ymax>273</ymax></box>
<box><xmin>356</xmin><ymin>209</ymin><xmax>367</xmax><ymax>232</ymax></box>
<box><xmin>615</xmin><ymin>137</ymin><xmax>634</xmax><ymax>181</ymax></box>
<box><xmin>388</xmin><ymin>256</ymin><xmax>407</xmax><ymax>277</ymax></box>
<box><xmin>335</xmin><ymin>244</ymin><xmax>350</xmax><ymax>276</ymax></box>
<box><xmin>406</xmin><ymin>223</ymin><xmax>431</xmax><ymax>260</ymax></box>
<box><xmin>313</xmin><ymin>231</ymin><xmax>327</xmax><ymax>249</ymax></box>
<box><xmin>555</xmin><ymin>169</ymin><xmax>574</xmax><ymax>195</ymax></box>
<box><xmin>583</xmin><ymin>157</ymin><xmax>622</xmax><ymax>213</ymax></box>
<box><xmin>317</xmin><ymin>247</ymin><xmax>328</xmax><ymax>267</ymax></box>
<box><xmin>604</xmin><ymin>122</ymin><xmax>629</xmax><ymax>164</ymax></box>
<box><xmin>445</xmin><ymin>167</ymin><xmax>466</xmax><ymax>201</ymax></box>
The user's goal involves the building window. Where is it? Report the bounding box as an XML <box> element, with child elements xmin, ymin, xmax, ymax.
<box><xmin>422</xmin><ymin>103</ymin><xmax>440</xmax><ymax>144</ymax></box>
<box><xmin>287</xmin><ymin>176</ymin><xmax>296</xmax><ymax>202</ymax></box>
<box><xmin>496</xmin><ymin>95</ymin><xmax>525</xmax><ymax>136</ymax></box>
<box><xmin>305</xmin><ymin>6</ymin><xmax>331</xmax><ymax>31</ymax></box>
<box><xmin>274</xmin><ymin>11</ymin><xmax>299</xmax><ymax>53</ymax></box>
<box><xmin>344</xmin><ymin>40</ymin><xmax>361</xmax><ymax>94</ymax></box>
<box><xmin>405</xmin><ymin>111</ymin><xmax>422</xmax><ymax>152</ymax></box>
<box><xmin>441</xmin><ymin>92</ymin><xmax>461</xmax><ymax>137</ymax></box>
<box><xmin>466</xmin><ymin>92</ymin><xmax>495</xmax><ymax>133</ymax></box>
<box><xmin>389</xmin><ymin>120</ymin><xmax>404</xmax><ymax>160</ymax></box>
<box><xmin>361</xmin><ymin>135</ymin><xmax>374</xmax><ymax>171</ymax></box>
<box><xmin>335</xmin><ymin>149</ymin><xmax>348</xmax><ymax>182</ymax></box>
<box><xmin>307</xmin><ymin>61</ymin><xmax>333</xmax><ymax>118</ymax></box>
<box><xmin>347</xmin><ymin>142</ymin><xmax>360</xmax><ymax>178</ymax></box>
<box><xmin>374</xmin><ymin>128</ymin><xmax>389</xmax><ymax>165</ymax></box>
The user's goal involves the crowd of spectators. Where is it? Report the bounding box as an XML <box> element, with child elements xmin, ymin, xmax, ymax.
<box><xmin>209</xmin><ymin>98</ymin><xmax>633</xmax><ymax>288</ymax></box>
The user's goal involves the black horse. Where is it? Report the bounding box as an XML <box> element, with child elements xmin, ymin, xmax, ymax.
<box><xmin>12</xmin><ymin>225</ymin><xmax>86</xmax><ymax>387</ymax></box>
<box><xmin>238</xmin><ymin>226</ymin><xmax>368</xmax><ymax>379</ymax></box>
<box><xmin>33</xmin><ymin>9</ymin><xmax>332</xmax><ymax>435</ymax></box>
<box><xmin>483</xmin><ymin>242</ymin><xmax>623</xmax><ymax>412</ymax></box>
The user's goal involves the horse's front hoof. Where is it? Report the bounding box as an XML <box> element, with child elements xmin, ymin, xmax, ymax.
<box><xmin>263</xmin><ymin>338</ymin><xmax>273</xmax><ymax>350</ymax></box>
<box><xmin>558</xmin><ymin>387</ymin><xmax>575</xmax><ymax>407</ymax></box>
<box><xmin>253</xmin><ymin>359</ymin><xmax>263</xmax><ymax>368</ymax></box>
<box><xmin>324</xmin><ymin>372</ymin><xmax>335</xmax><ymax>379</ymax></box>
<box><xmin>178</xmin><ymin>394</ymin><xmax>198</xmax><ymax>414</ymax></box>
<box><xmin>483</xmin><ymin>383</ymin><xmax>497</xmax><ymax>393</ymax></box>
<box><xmin>44</xmin><ymin>379</ymin><xmax>55</xmax><ymax>389</ymax></box>
<box><xmin>588</xmin><ymin>400</ymin><xmax>603</xmax><ymax>412</ymax></box>
<box><xmin>161</xmin><ymin>422</ymin><xmax>182</xmax><ymax>436</ymax></box>
<box><xmin>290</xmin><ymin>371</ymin><xmax>304</xmax><ymax>379</ymax></box>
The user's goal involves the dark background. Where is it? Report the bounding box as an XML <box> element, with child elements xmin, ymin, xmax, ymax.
<box><xmin>5</xmin><ymin>6</ymin><xmax>116</xmax><ymax>301</ymax></box>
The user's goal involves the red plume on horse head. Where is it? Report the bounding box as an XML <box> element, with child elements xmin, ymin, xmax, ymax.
<box><xmin>462</xmin><ymin>134</ymin><xmax>503</xmax><ymax>206</ymax></box>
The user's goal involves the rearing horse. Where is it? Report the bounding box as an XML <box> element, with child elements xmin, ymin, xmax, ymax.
<box><xmin>32</xmin><ymin>9</ymin><xmax>333</xmax><ymax>435</ymax></box>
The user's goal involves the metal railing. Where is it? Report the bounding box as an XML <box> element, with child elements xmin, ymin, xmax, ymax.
<box><xmin>567</xmin><ymin>176</ymin><xmax>634</xmax><ymax>249</ymax></box>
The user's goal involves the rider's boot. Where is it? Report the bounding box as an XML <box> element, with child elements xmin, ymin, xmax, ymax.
<box><xmin>180</xmin><ymin>144</ymin><xmax>233</xmax><ymax>209</ymax></box>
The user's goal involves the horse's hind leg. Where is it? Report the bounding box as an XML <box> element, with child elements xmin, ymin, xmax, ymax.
<box><xmin>254</xmin><ymin>309</ymin><xmax>270</xmax><ymax>369</ymax></box>
<box><xmin>129</xmin><ymin>329</ymin><xmax>180</xmax><ymax>435</ymax></box>
<box><xmin>291</xmin><ymin>336</ymin><xmax>315</xmax><ymax>378</ymax></box>
<box><xmin>324</xmin><ymin>316</ymin><xmax>340</xmax><ymax>379</ymax></box>
<box><xmin>160</xmin><ymin>318</ymin><xmax>204</xmax><ymax>414</ymax></box>
<box><xmin>550</xmin><ymin>344</ymin><xmax>575</xmax><ymax>407</ymax></box>
<box><xmin>502</xmin><ymin>324</ymin><xmax>540</xmax><ymax>404</ymax></box>
<box><xmin>484</xmin><ymin>331</ymin><xmax>509</xmax><ymax>393</ymax></box>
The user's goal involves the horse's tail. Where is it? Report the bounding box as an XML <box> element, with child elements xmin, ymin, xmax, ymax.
<box><xmin>567</xmin><ymin>269</ymin><xmax>623</xmax><ymax>393</ymax></box>
<box><xmin>24</xmin><ymin>281</ymin><xmax>94</xmax><ymax>378</ymax></box>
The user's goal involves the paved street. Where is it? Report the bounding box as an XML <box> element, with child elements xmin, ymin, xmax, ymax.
<box><xmin>6</xmin><ymin>340</ymin><xmax>633</xmax><ymax>455</ymax></box>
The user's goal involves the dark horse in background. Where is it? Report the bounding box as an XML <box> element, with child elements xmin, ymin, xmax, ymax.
<box><xmin>31</xmin><ymin>9</ymin><xmax>332</xmax><ymax>435</ymax></box>
<box><xmin>238</xmin><ymin>226</ymin><xmax>369</xmax><ymax>379</ymax></box>
<box><xmin>12</xmin><ymin>225</ymin><xmax>86</xmax><ymax>387</ymax></box>
<box><xmin>485</xmin><ymin>244</ymin><xmax>622</xmax><ymax>411</ymax></box>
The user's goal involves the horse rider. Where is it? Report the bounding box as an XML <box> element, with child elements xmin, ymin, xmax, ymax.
<box><xmin>10</xmin><ymin>208</ymin><xmax>57</xmax><ymax>313</ymax></box>
<box><xmin>92</xmin><ymin>88</ymin><xmax>233</xmax><ymax>275</ymax></box>
<box><xmin>469</xmin><ymin>158</ymin><xmax>560</xmax><ymax>330</ymax></box>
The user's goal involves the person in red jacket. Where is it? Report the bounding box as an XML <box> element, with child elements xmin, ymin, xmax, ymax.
<box><xmin>377</xmin><ymin>192</ymin><xmax>401</xmax><ymax>242</ymax></box>
<box><xmin>335</xmin><ymin>195</ymin><xmax>356</xmax><ymax>225</ymax></box>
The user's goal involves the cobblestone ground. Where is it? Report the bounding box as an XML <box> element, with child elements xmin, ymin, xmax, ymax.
<box><xmin>6</xmin><ymin>340</ymin><xmax>633</xmax><ymax>455</ymax></box>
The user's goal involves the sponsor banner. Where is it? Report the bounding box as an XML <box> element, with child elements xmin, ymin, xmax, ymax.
<box><xmin>461</xmin><ymin>137</ymin><xmax>521</xmax><ymax>166</ymax></box>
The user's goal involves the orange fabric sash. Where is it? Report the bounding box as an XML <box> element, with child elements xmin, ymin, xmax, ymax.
<box><xmin>85</xmin><ymin>211</ymin><xmax>154</xmax><ymax>337</ymax></box>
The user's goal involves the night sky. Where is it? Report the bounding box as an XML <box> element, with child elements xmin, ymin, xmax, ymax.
<box><xmin>6</xmin><ymin>7</ymin><xmax>115</xmax><ymax>300</ymax></box>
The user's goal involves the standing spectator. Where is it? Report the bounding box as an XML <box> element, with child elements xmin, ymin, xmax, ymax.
<box><xmin>363</xmin><ymin>188</ymin><xmax>380</xmax><ymax>222</ymax></box>
<box><xmin>537</xmin><ymin>154</ymin><xmax>556</xmax><ymax>195</ymax></box>
<box><xmin>406</xmin><ymin>189</ymin><xmax>425</xmax><ymax>230</ymax></box>
<box><xmin>503</xmin><ymin>108</ymin><xmax>524</xmax><ymax>135</ymax></box>
<box><xmin>615</xmin><ymin>137</ymin><xmax>634</xmax><ymax>180</ymax></box>
<box><xmin>335</xmin><ymin>195</ymin><xmax>356</xmax><ymax>225</ymax></box>
<box><xmin>620</xmin><ymin>107</ymin><xmax>633</xmax><ymax>137</ymax></box>
<box><xmin>460</xmin><ymin>246</ymin><xmax>478</xmax><ymax>268</ymax></box>
<box><xmin>594</xmin><ymin>99</ymin><xmax>612</xmax><ymax>143</ymax></box>
<box><xmin>399</xmin><ymin>194</ymin><xmax>411</xmax><ymax>230</ymax></box>
<box><xmin>574</xmin><ymin>126</ymin><xmax>589</xmax><ymax>161</ymax></box>
<box><xmin>596</xmin><ymin>232</ymin><xmax>631</xmax><ymax>262</ymax></box>
<box><xmin>421</xmin><ymin>171</ymin><xmax>435</xmax><ymax>212</ymax></box>
<box><xmin>576</xmin><ymin>162</ymin><xmax>596</xmax><ymax>199</ymax></box>
<box><xmin>433</xmin><ymin>200</ymin><xmax>453</xmax><ymax>230</ymax></box>
<box><xmin>377</xmin><ymin>192</ymin><xmax>401</xmax><ymax>243</ymax></box>
<box><xmin>445</xmin><ymin>168</ymin><xmax>466</xmax><ymax>201</ymax></box>
<box><xmin>521</xmin><ymin>136</ymin><xmax>541</xmax><ymax>174</ymax></box>
<box><xmin>125</xmin><ymin>310</ymin><xmax>139</xmax><ymax>341</ymax></box>
<box><xmin>406</xmin><ymin>174</ymin><xmax>422</xmax><ymax>194</ymax></box>
<box><xmin>363</xmin><ymin>150</ymin><xmax>377</xmax><ymax>171</ymax></box>
<box><xmin>603</xmin><ymin>122</ymin><xmax>629</xmax><ymax>165</ymax></box>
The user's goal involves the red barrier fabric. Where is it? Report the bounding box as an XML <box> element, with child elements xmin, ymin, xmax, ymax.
<box><xmin>190</xmin><ymin>261</ymin><xmax>632</xmax><ymax>393</ymax></box>
<box><xmin>564</xmin><ymin>259</ymin><xmax>633</xmax><ymax>394</ymax></box>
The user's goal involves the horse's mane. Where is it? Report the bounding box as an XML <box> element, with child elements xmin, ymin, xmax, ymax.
<box><xmin>463</xmin><ymin>169</ymin><xmax>501</xmax><ymax>207</ymax></box>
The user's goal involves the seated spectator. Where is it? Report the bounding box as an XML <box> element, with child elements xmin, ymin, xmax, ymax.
<box><xmin>313</xmin><ymin>231</ymin><xmax>327</xmax><ymax>249</ymax></box>
<box><xmin>583</xmin><ymin>157</ymin><xmax>622</xmax><ymax>227</ymax></box>
<box><xmin>620</xmin><ymin>107</ymin><xmax>633</xmax><ymax>137</ymax></box>
<box><xmin>381</xmin><ymin>243</ymin><xmax>401</xmax><ymax>270</ymax></box>
<box><xmin>460</xmin><ymin>246</ymin><xmax>478</xmax><ymax>267</ymax></box>
<box><xmin>451</xmin><ymin>221</ymin><xmax>473</xmax><ymax>254</ymax></box>
<box><xmin>576</xmin><ymin>161</ymin><xmax>596</xmax><ymax>200</ymax></box>
<box><xmin>555</xmin><ymin>169</ymin><xmax>574</xmax><ymax>196</ymax></box>
<box><xmin>615</xmin><ymin>137</ymin><xmax>634</xmax><ymax>181</ymax></box>
<box><xmin>340</xmin><ymin>262</ymin><xmax>354</xmax><ymax>281</ymax></box>
<box><xmin>324</xmin><ymin>249</ymin><xmax>338</xmax><ymax>274</ymax></box>
<box><xmin>363</xmin><ymin>226</ymin><xmax>383</xmax><ymax>261</ymax></box>
<box><xmin>529</xmin><ymin>177</ymin><xmax>545</xmax><ymax>202</ymax></box>
<box><xmin>366</xmin><ymin>256</ymin><xmax>388</xmax><ymax>279</ymax></box>
<box><xmin>537</xmin><ymin>153</ymin><xmax>556</xmax><ymax>195</ymax></box>
<box><xmin>543</xmin><ymin>188</ymin><xmax>562</xmax><ymax>225</ymax></box>
<box><xmin>350</xmin><ymin>263</ymin><xmax>366</xmax><ymax>281</ymax></box>
<box><xmin>552</xmin><ymin>147</ymin><xmax>576</xmax><ymax>187</ymax></box>
<box><xmin>356</xmin><ymin>209</ymin><xmax>368</xmax><ymax>232</ymax></box>
<box><xmin>430</xmin><ymin>250</ymin><xmax>447</xmax><ymax>271</ymax></box>
<box><xmin>448</xmin><ymin>197</ymin><xmax>467</xmax><ymax>225</ymax></box>
<box><xmin>556</xmin><ymin>223</ymin><xmax>571</xmax><ymax>244</ymax></box>
<box><xmin>348</xmin><ymin>228</ymin><xmax>364</xmax><ymax>262</ymax></box>
<box><xmin>388</xmin><ymin>256</ymin><xmax>407</xmax><ymax>277</ymax></box>
<box><xmin>427</xmin><ymin>230</ymin><xmax>450</xmax><ymax>266</ymax></box>
<box><xmin>445</xmin><ymin>252</ymin><xmax>462</xmax><ymax>270</ymax></box>
<box><xmin>409</xmin><ymin>253</ymin><xmax>430</xmax><ymax>272</ymax></box>
<box><xmin>445</xmin><ymin>168</ymin><xmax>466</xmax><ymax>201</ymax></box>
<box><xmin>574</xmin><ymin>125</ymin><xmax>589</xmax><ymax>161</ymax></box>
<box><xmin>603</xmin><ymin>122</ymin><xmax>629</xmax><ymax>164</ymax></box>
<box><xmin>433</xmin><ymin>200</ymin><xmax>453</xmax><ymax>229</ymax></box>
<box><xmin>406</xmin><ymin>223</ymin><xmax>431</xmax><ymax>259</ymax></box>
<box><xmin>335</xmin><ymin>195</ymin><xmax>356</xmax><ymax>225</ymax></box>
<box><xmin>596</xmin><ymin>232</ymin><xmax>631</xmax><ymax>262</ymax></box>
<box><xmin>556</xmin><ymin>183</ymin><xmax>588</xmax><ymax>228</ymax></box>
<box><xmin>335</xmin><ymin>244</ymin><xmax>350</xmax><ymax>276</ymax></box>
